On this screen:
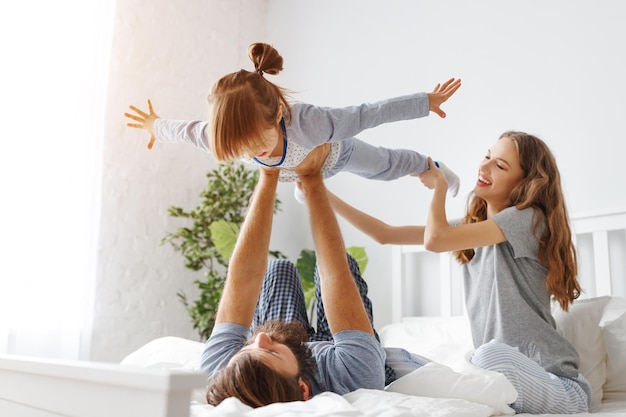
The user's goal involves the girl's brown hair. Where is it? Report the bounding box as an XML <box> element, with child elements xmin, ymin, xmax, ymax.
<box><xmin>208</xmin><ymin>43</ymin><xmax>292</xmax><ymax>161</ymax></box>
<box><xmin>454</xmin><ymin>131</ymin><xmax>581</xmax><ymax>311</ymax></box>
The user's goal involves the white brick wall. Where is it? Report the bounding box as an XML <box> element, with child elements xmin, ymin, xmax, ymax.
<box><xmin>93</xmin><ymin>0</ymin><xmax>270</xmax><ymax>362</ymax></box>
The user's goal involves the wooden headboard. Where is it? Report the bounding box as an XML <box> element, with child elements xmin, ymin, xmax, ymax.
<box><xmin>391</xmin><ymin>208</ymin><xmax>626</xmax><ymax>321</ymax></box>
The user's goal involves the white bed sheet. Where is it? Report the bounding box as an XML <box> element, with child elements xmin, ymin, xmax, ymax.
<box><xmin>189</xmin><ymin>389</ymin><xmax>498</xmax><ymax>417</ymax></box>
<box><xmin>187</xmin><ymin>392</ymin><xmax>626</xmax><ymax>417</ymax></box>
<box><xmin>516</xmin><ymin>400</ymin><xmax>626</xmax><ymax>417</ymax></box>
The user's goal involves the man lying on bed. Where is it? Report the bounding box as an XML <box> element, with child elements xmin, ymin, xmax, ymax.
<box><xmin>200</xmin><ymin>144</ymin><xmax>430</xmax><ymax>407</ymax></box>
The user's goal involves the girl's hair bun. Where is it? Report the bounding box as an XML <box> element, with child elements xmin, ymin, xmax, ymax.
<box><xmin>248</xmin><ymin>43</ymin><xmax>283</xmax><ymax>76</ymax></box>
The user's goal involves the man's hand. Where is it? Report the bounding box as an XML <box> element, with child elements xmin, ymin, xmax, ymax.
<box><xmin>259</xmin><ymin>165</ymin><xmax>281</xmax><ymax>178</ymax></box>
<box><xmin>293</xmin><ymin>143</ymin><xmax>330</xmax><ymax>179</ymax></box>
<box><xmin>427</xmin><ymin>78</ymin><xmax>461</xmax><ymax>118</ymax></box>
<box><xmin>124</xmin><ymin>99</ymin><xmax>160</xmax><ymax>149</ymax></box>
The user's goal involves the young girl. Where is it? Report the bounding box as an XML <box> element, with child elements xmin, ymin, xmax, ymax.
<box><xmin>124</xmin><ymin>42</ymin><xmax>462</xmax><ymax>201</ymax></box>
<box><xmin>327</xmin><ymin>131</ymin><xmax>591</xmax><ymax>414</ymax></box>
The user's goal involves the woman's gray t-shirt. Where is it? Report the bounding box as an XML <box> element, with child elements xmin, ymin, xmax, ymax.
<box><xmin>463</xmin><ymin>206</ymin><xmax>580</xmax><ymax>378</ymax></box>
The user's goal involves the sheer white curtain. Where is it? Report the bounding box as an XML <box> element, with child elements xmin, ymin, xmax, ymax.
<box><xmin>0</xmin><ymin>1</ymin><xmax>114</xmax><ymax>360</ymax></box>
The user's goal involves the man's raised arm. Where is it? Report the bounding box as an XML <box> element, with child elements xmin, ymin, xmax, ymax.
<box><xmin>215</xmin><ymin>169</ymin><xmax>280</xmax><ymax>327</ymax></box>
<box><xmin>295</xmin><ymin>146</ymin><xmax>374</xmax><ymax>336</ymax></box>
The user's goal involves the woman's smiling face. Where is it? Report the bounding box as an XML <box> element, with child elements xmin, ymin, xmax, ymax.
<box><xmin>474</xmin><ymin>136</ymin><xmax>524</xmax><ymax>215</ymax></box>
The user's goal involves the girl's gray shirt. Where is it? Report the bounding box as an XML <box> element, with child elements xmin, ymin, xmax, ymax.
<box><xmin>463</xmin><ymin>206</ymin><xmax>580</xmax><ymax>378</ymax></box>
<box><xmin>152</xmin><ymin>93</ymin><xmax>430</xmax><ymax>182</ymax></box>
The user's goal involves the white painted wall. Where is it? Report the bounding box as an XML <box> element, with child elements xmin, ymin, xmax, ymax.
<box><xmin>265</xmin><ymin>0</ymin><xmax>626</xmax><ymax>326</ymax></box>
<box><xmin>95</xmin><ymin>0</ymin><xmax>626</xmax><ymax>361</ymax></box>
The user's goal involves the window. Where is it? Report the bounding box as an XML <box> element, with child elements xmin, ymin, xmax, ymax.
<box><xmin>0</xmin><ymin>0</ymin><xmax>114</xmax><ymax>359</ymax></box>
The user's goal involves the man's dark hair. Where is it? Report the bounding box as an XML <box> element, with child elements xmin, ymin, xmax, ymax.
<box><xmin>206</xmin><ymin>321</ymin><xmax>317</xmax><ymax>407</ymax></box>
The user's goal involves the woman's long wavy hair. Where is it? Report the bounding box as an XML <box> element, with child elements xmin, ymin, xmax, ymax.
<box><xmin>205</xmin><ymin>321</ymin><xmax>316</xmax><ymax>408</ymax></box>
<box><xmin>208</xmin><ymin>42</ymin><xmax>292</xmax><ymax>161</ymax></box>
<box><xmin>454</xmin><ymin>131</ymin><xmax>581</xmax><ymax>311</ymax></box>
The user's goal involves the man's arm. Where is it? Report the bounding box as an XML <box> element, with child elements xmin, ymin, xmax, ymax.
<box><xmin>214</xmin><ymin>169</ymin><xmax>280</xmax><ymax>327</ymax></box>
<box><xmin>295</xmin><ymin>146</ymin><xmax>374</xmax><ymax>336</ymax></box>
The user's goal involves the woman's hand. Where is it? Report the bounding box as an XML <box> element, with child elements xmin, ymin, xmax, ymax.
<box><xmin>427</xmin><ymin>78</ymin><xmax>461</xmax><ymax>118</ymax></box>
<box><xmin>417</xmin><ymin>157</ymin><xmax>448</xmax><ymax>191</ymax></box>
<box><xmin>124</xmin><ymin>99</ymin><xmax>160</xmax><ymax>149</ymax></box>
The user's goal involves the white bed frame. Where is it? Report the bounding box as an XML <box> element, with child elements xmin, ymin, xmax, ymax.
<box><xmin>0</xmin><ymin>354</ymin><xmax>206</xmax><ymax>417</ymax></box>
<box><xmin>391</xmin><ymin>208</ymin><xmax>626</xmax><ymax>321</ymax></box>
<box><xmin>1</xmin><ymin>208</ymin><xmax>624</xmax><ymax>417</ymax></box>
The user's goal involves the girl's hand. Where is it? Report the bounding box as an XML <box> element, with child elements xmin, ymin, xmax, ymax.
<box><xmin>416</xmin><ymin>157</ymin><xmax>448</xmax><ymax>191</ymax></box>
<box><xmin>427</xmin><ymin>78</ymin><xmax>461</xmax><ymax>118</ymax></box>
<box><xmin>124</xmin><ymin>99</ymin><xmax>160</xmax><ymax>149</ymax></box>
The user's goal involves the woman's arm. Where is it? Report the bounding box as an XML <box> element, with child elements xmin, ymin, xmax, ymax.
<box><xmin>419</xmin><ymin>158</ymin><xmax>506</xmax><ymax>253</ymax></box>
<box><xmin>327</xmin><ymin>191</ymin><xmax>424</xmax><ymax>245</ymax></box>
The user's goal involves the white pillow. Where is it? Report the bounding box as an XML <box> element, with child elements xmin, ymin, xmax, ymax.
<box><xmin>600</xmin><ymin>296</ymin><xmax>626</xmax><ymax>401</ymax></box>
<box><xmin>379</xmin><ymin>316</ymin><xmax>473</xmax><ymax>371</ymax></box>
<box><xmin>385</xmin><ymin>361</ymin><xmax>517</xmax><ymax>415</ymax></box>
<box><xmin>552</xmin><ymin>296</ymin><xmax>611</xmax><ymax>406</ymax></box>
<box><xmin>121</xmin><ymin>336</ymin><xmax>205</xmax><ymax>369</ymax></box>
<box><xmin>121</xmin><ymin>336</ymin><xmax>207</xmax><ymax>403</ymax></box>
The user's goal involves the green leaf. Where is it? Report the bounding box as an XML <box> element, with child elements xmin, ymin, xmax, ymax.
<box><xmin>209</xmin><ymin>220</ymin><xmax>240</xmax><ymax>260</ymax></box>
<box><xmin>303</xmin><ymin>286</ymin><xmax>316</xmax><ymax>311</ymax></box>
<box><xmin>296</xmin><ymin>249</ymin><xmax>317</xmax><ymax>284</ymax></box>
<box><xmin>346</xmin><ymin>246</ymin><xmax>368</xmax><ymax>274</ymax></box>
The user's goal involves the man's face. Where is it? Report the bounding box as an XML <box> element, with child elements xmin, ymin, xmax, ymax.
<box><xmin>236</xmin><ymin>331</ymin><xmax>299</xmax><ymax>377</ymax></box>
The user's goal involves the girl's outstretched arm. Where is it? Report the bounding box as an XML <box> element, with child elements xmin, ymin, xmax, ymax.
<box><xmin>124</xmin><ymin>99</ymin><xmax>160</xmax><ymax>149</ymax></box>
<box><xmin>327</xmin><ymin>191</ymin><xmax>424</xmax><ymax>245</ymax></box>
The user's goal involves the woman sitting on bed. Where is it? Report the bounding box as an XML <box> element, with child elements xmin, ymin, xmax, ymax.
<box><xmin>328</xmin><ymin>131</ymin><xmax>592</xmax><ymax>414</ymax></box>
